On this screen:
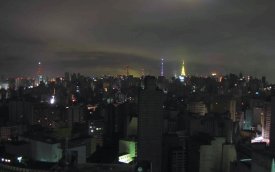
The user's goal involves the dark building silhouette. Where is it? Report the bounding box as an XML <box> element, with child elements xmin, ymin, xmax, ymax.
<box><xmin>138</xmin><ymin>76</ymin><xmax>165</xmax><ymax>172</ymax></box>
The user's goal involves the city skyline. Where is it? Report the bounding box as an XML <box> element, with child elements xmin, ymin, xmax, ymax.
<box><xmin>0</xmin><ymin>1</ymin><xmax>274</xmax><ymax>81</ymax></box>
<box><xmin>1</xmin><ymin>1</ymin><xmax>275</xmax><ymax>172</ymax></box>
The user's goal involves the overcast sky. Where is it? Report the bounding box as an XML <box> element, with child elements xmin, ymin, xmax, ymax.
<box><xmin>0</xmin><ymin>0</ymin><xmax>274</xmax><ymax>81</ymax></box>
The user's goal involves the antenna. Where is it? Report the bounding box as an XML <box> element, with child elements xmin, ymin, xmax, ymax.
<box><xmin>126</xmin><ymin>65</ymin><xmax>129</xmax><ymax>76</ymax></box>
<box><xmin>161</xmin><ymin>58</ymin><xmax>164</xmax><ymax>76</ymax></box>
<box><xmin>37</xmin><ymin>61</ymin><xmax>42</xmax><ymax>76</ymax></box>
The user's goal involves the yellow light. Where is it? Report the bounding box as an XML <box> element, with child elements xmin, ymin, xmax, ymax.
<box><xmin>181</xmin><ymin>60</ymin><xmax>186</xmax><ymax>76</ymax></box>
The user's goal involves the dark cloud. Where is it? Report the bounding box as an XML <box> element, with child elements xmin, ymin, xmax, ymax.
<box><xmin>0</xmin><ymin>0</ymin><xmax>274</xmax><ymax>81</ymax></box>
<box><xmin>51</xmin><ymin>51</ymin><xmax>173</xmax><ymax>76</ymax></box>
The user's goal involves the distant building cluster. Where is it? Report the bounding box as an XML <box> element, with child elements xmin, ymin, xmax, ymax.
<box><xmin>0</xmin><ymin>70</ymin><xmax>275</xmax><ymax>172</ymax></box>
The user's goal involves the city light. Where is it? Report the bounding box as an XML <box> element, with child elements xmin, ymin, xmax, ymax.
<box><xmin>251</xmin><ymin>136</ymin><xmax>264</xmax><ymax>143</ymax></box>
<box><xmin>137</xmin><ymin>167</ymin><xmax>143</xmax><ymax>172</ymax></box>
<box><xmin>50</xmin><ymin>96</ymin><xmax>55</xmax><ymax>104</ymax></box>
<box><xmin>118</xmin><ymin>154</ymin><xmax>133</xmax><ymax>164</ymax></box>
<box><xmin>2</xmin><ymin>158</ymin><xmax>11</xmax><ymax>163</ymax></box>
<box><xmin>17</xmin><ymin>156</ymin><xmax>23</xmax><ymax>163</ymax></box>
<box><xmin>211</xmin><ymin>73</ymin><xmax>217</xmax><ymax>76</ymax></box>
<box><xmin>71</xmin><ymin>94</ymin><xmax>77</xmax><ymax>103</ymax></box>
<box><xmin>240</xmin><ymin>159</ymin><xmax>252</xmax><ymax>162</ymax></box>
<box><xmin>0</xmin><ymin>1</ymin><xmax>274</xmax><ymax>171</ymax></box>
<box><xmin>179</xmin><ymin>75</ymin><xmax>185</xmax><ymax>82</ymax></box>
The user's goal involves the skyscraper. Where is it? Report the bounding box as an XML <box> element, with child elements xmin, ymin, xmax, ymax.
<box><xmin>138</xmin><ymin>76</ymin><xmax>165</xmax><ymax>172</ymax></box>
<box><xmin>269</xmin><ymin>97</ymin><xmax>275</xmax><ymax>148</ymax></box>
<box><xmin>263</xmin><ymin>103</ymin><xmax>271</xmax><ymax>144</ymax></box>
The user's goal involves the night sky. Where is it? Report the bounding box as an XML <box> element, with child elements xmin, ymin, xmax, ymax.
<box><xmin>0</xmin><ymin>0</ymin><xmax>274</xmax><ymax>81</ymax></box>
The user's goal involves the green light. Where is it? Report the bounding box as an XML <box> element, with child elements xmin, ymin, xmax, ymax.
<box><xmin>272</xmin><ymin>159</ymin><xmax>275</xmax><ymax>172</ymax></box>
<box><xmin>119</xmin><ymin>140</ymin><xmax>137</xmax><ymax>158</ymax></box>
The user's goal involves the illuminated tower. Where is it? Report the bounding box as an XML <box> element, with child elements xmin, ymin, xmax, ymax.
<box><xmin>36</xmin><ymin>61</ymin><xmax>43</xmax><ymax>86</ymax></box>
<box><xmin>181</xmin><ymin>60</ymin><xmax>186</xmax><ymax>76</ymax></box>
<box><xmin>37</xmin><ymin>62</ymin><xmax>42</xmax><ymax>76</ymax></box>
<box><xmin>179</xmin><ymin>60</ymin><xmax>186</xmax><ymax>82</ymax></box>
<box><xmin>161</xmin><ymin>58</ymin><xmax>164</xmax><ymax>76</ymax></box>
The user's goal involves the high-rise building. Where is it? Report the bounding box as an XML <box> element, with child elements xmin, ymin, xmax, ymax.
<box><xmin>263</xmin><ymin>103</ymin><xmax>271</xmax><ymax>144</ymax></box>
<box><xmin>171</xmin><ymin>148</ymin><xmax>185</xmax><ymax>172</ymax></box>
<box><xmin>9</xmin><ymin>101</ymin><xmax>33</xmax><ymax>124</ymax></box>
<box><xmin>269</xmin><ymin>98</ymin><xmax>275</xmax><ymax>148</ymax></box>
<box><xmin>162</xmin><ymin>132</ymin><xmax>188</xmax><ymax>172</ymax></box>
<box><xmin>66</xmin><ymin>105</ymin><xmax>84</xmax><ymax>127</ymax></box>
<box><xmin>138</xmin><ymin>76</ymin><xmax>165</xmax><ymax>172</ymax></box>
<box><xmin>199</xmin><ymin>137</ymin><xmax>226</xmax><ymax>172</ymax></box>
<box><xmin>222</xmin><ymin>144</ymin><xmax>237</xmax><ymax>172</ymax></box>
<box><xmin>188</xmin><ymin>101</ymin><xmax>208</xmax><ymax>116</ymax></box>
<box><xmin>64</xmin><ymin>72</ymin><xmax>70</xmax><ymax>81</ymax></box>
